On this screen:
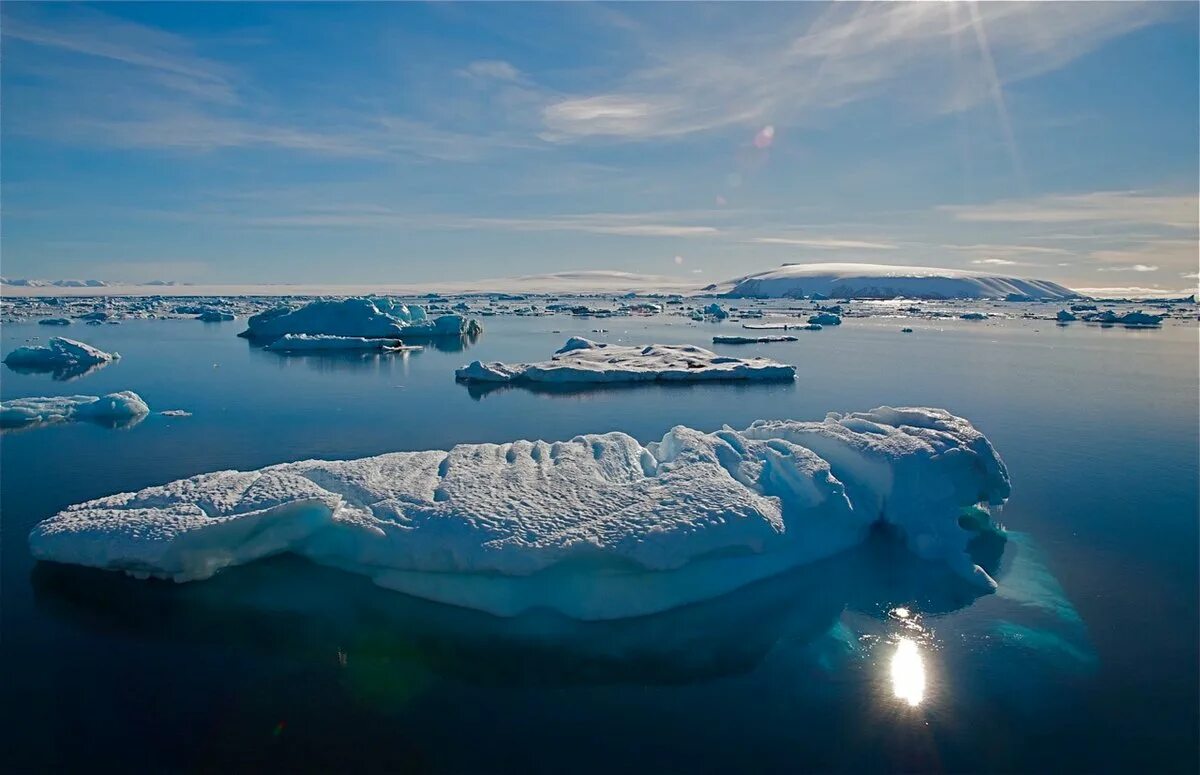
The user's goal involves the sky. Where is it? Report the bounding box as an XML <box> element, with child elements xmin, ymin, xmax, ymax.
<box><xmin>2</xmin><ymin>1</ymin><xmax>1198</xmax><ymax>293</ymax></box>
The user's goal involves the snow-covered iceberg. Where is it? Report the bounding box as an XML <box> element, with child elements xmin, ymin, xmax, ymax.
<box><xmin>455</xmin><ymin>337</ymin><xmax>796</xmax><ymax>384</ymax></box>
<box><xmin>264</xmin><ymin>334</ymin><xmax>421</xmax><ymax>353</ymax></box>
<box><xmin>1</xmin><ymin>391</ymin><xmax>150</xmax><ymax>430</ymax></box>
<box><xmin>4</xmin><ymin>337</ymin><xmax>120</xmax><ymax>380</ymax></box>
<box><xmin>240</xmin><ymin>298</ymin><xmax>481</xmax><ymax>343</ymax></box>
<box><xmin>29</xmin><ymin>407</ymin><xmax>1009</xmax><ymax>619</ymax></box>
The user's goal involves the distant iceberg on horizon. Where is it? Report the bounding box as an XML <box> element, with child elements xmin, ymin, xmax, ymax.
<box><xmin>29</xmin><ymin>407</ymin><xmax>1010</xmax><ymax>620</ymax></box>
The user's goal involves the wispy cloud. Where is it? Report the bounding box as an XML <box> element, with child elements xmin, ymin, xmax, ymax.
<box><xmin>749</xmin><ymin>236</ymin><xmax>896</xmax><ymax>250</ymax></box>
<box><xmin>971</xmin><ymin>258</ymin><xmax>1021</xmax><ymax>266</ymax></box>
<box><xmin>541</xmin><ymin>3</ymin><xmax>1168</xmax><ymax>140</ymax></box>
<box><xmin>939</xmin><ymin>191</ymin><xmax>1199</xmax><ymax>230</ymax></box>
<box><xmin>1096</xmin><ymin>264</ymin><xmax>1158</xmax><ymax>273</ymax></box>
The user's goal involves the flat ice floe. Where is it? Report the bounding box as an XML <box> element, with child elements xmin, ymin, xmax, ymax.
<box><xmin>1</xmin><ymin>391</ymin><xmax>150</xmax><ymax>429</ymax></box>
<box><xmin>29</xmin><ymin>407</ymin><xmax>1009</xmax><ymax>619</ymax></box>
<box><xmin>241</xmin><ymin>297</ymin><xmax>482</xmax><ymax>343</ymax></box>
<box><xmin>456</xmin><ymin>337</ymin><xmax>796</xmax><ymax>384</ymax></box>
<box><xmin>4</xmin><ymin>337</ymin><xmax>120</xmax><ymax>380</ymax></box>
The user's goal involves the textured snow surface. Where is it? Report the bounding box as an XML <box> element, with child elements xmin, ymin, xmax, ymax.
<box><xmin>1</xmin><ymin>391</ymin><xmax>149</xmax><ymax>428</ymax></box>
<box><xmin>716</xmin><ymin>263</ymin><xmax>1078</xmax><ymax>300</ymax></box>
<box><xmin>29</xmin><ymin>407</ymin><xmax>1009</xmax><ymax>619</ymax></box>
<box><xmin>4</xmin><ymin>337</ymin><xmax>119</xmax><ymax>369</ymax></box>
<box><xmin>456</xmin><ymin>337</ymin><xmax>796</xmax><ymax>384</ymax></box>
<box><xmin>241</xmin><ymin>298</ymin><xmax>479</xmax><ymax>342</ymax></box>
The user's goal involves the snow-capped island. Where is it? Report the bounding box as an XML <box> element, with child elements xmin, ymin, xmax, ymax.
<box><xmin>29</xmin><ymin>407</ymin><xmax>1009</xmax><ymax>619</ymax></box>
<box><xmin>711</xmin><ymin>263</ymin><xmax>1079</xmax><ymax>300</ymax></box>
<box><xmin>455</xmin><ymin>337</ymin><xmax>796</xmax><ymax>384</ymax></box>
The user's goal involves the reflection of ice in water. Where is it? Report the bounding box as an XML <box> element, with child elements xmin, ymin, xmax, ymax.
<box><xmin>891</xmin><ymin>638</ymin><xmax>925</xmax><ymax>707</ymax></box>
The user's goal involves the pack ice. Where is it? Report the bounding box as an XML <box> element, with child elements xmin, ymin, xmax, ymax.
<box><xmin>455</xmin><ymin>337</ymin><xmax>796</xmax><ymax>384</ymax></box>
<box><xmin>241</xmin><ymin>298</ymin><xmax>482</xmax><ymax>343</ymax></box>
<box><xmin>4</xmin><ymin>336</ymin><xmax>119</xmax><ymax>371</ymax></box>
<box><xmin>29</xmin><ymin>407</ymin><xmax>1009</xmax><ymax>619</ymax></box>
<box><xmin>1</xmin><ymin>391</ymin><xmax>149</xmax><ymax>429</ymax></box>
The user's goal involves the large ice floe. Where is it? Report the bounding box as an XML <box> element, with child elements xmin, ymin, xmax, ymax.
<box><xmin>4</xmin><ymin>337</ymin><xmax>120</xmax><ymax>380</ymax></box>
<box><xmin>1</xmin><ymin>391</ymin><xmax>150</xmax><ymax>429</ymax></box>
<box><xmin>29</xmin><ymin>407</ymin><xmax>1009</xmax><ymax>619</ymax></box>
<box><xmin>240</xmin><ymin>297</ymin><xmax>482</xmax><ymax>343</ymax></box>
<box><xmin>456</xmin><ymin>337</ymin><xmax>796</xmax><ymax>384</ymax></box>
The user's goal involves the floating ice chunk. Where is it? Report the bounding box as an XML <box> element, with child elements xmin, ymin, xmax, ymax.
<box><xmin>960</xmin><ymin>312</ymin><xmax>988</xmax><ymax>321</ymax></box>
<box><xmin>456</xmin><ymin>337</ymin><xmax>796</xmax><ymax>384</ymax></box>
<box><xmin>704</xmin><ymin>303</ymin><xmax>729</xmax><ymax>319</ymax></box>
<box><xmin>264</xmin><ymin>334</ymin><xmax>419</xmax><ymax>352</ymax></box>
<box><xmin>38</xmin><ymin>318</ymin><xmax>71</xmax><ymax>326</ymax></box>
<box><xmin>808</xmin><ymin>313</ymin><xmax>842</xmax><ymax>326</ymax></box>
<box><xmin>713</xmin><ymin>335</ymin><xmax>798</xmax><ymax>344</ymax></box>
<box><xmin>160</xmin><ymin>410</ymin><xmax>192</xmax><ymax>417</ymax></box>
<box><xmin>1</xmin><ymin>391</ymin><xmax>150</xmax><ymax>429</ymax></box>
<box><xmin>4</xmin><ymin>337</ymin><xmax>119</xmax><ymax>373</ymax></box>
<box><xmin>1056</xmin><ymin>310</ymin><xmax>1077</xmax><ymax>322</ymax></box>
<box><xmin>240</xmin><ymin>298</ymin><xmax>480</xmax><ymax>342</ymax></box>
<box><xmin>196</xmin><ymin>309</ymin><xmax>235</xmax><ymax>322</ymax></box>
<box><xmin>29</xmin><ymin>407</ymin><xmax>1009</xmax><ymax>619</ymax></box>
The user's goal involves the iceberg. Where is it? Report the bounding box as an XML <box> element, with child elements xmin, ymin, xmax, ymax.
<box><xmin>29</xmin><ymin>407</ymin><xmax>1009</xmax><ymax>619</ymax></box>
<box><xmin>263</xmin><ymin>334</ymin><xmax>420</xmax><ymax>352</ymax></box>
<box><xmin>808</xmin><ymin>313</ymin><xmax>842</xmax><ymax>326</ymax></box>
<box><xmin>38</xmin><ymin>318</ymin><xmax>71</xmax><ymax>326</ymax></box>
<box><xmin>1</xmin><ymin>391</ymin><xmax>150</xmax><ymax>429</ymax></box>
<box><xmin>4</xmin><ymin>337</ymin><xmax>120</xmax><ymax>380</ymax></box>
<box><xmin>712</xmin><ymin>335</ymin><xmax>798</xmax><ymax>344</ymax></box>
<box><xmin>240</xmin><ymin>298</ymin><xmax>481</xmax><ymax>343</ymax></box>
<box><xmin>455</xmin><ymin>337</ymin><xmax>796</xmax><ymax>384</ymax></box>
<box><xmin>196</xmin><ymin>309</ymin><xmax>236</xmax><ymax>322</ymax></box>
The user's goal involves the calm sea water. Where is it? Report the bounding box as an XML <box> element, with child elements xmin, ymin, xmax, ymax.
<box><xmin>2</xmin><ymin>313</ymin><xmax>1197</xmax><ymax>773</ymax></box>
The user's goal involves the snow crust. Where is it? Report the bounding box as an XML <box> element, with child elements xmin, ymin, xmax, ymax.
<box><xmin>29</xmin><ymin>407</ymin><xmax>1009</xmax><ymax>619</ymax></box>
<box><xmin>1</xmin><ymin>391</ymin><xmax>149</xmax><ymax>429</ymax></box>
<box><xmin>455</xmin><ymin>337</ymin><xmax>796</xmax><ymax>384</ymax></box>
<box><xmin>4</xmin><ymin>337</ymin><xmax>119</xmax><ymax>371</ymax></box>
<box><xmin>715</xmin><ymin>263</ymin><xmax>1078</xmax><ymax>300</ymax></box>
<box><xmin>241</xmin><ymin>298</ymin><xmax>480</xmax><ymax>342</ymax></box>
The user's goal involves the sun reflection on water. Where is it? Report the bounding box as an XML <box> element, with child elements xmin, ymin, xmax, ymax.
<box><xmin>890</xmin><ymin>637</ymin><xmax>926</xmax><ymax>707</ymax></box>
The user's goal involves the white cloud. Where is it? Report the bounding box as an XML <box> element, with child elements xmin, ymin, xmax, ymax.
<box><xmin>940</xmin><ymin>191</ymin><xmax>1199</xmax><ymax>230</ymax></box>
<box><xmin>1096</xmin><ymin>264</ymin><xmax>1159</xmax><ymax>272</ymax></box>
<box><xmin>971</xmin><ymin>258</ymin><xmax>1020</xmax><ymax>266</ymax></box>
<box><xmin>460</xmin><ymin>59</ymin><xmax>522</xmax><ymax>82</ymax></box>
<box><xmin>750</xmin><ymin>237</ymin><xmax>896</xmax><ymax>250</ymax></box>
<box><xmin>541</xmin><ymin>3</ymin><xmax>1169</xmax><ymax>140</ymax></box>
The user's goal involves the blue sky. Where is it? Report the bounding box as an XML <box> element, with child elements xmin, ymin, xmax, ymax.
<box><xmin>2</xmin><ymin>1</ymin><xmax>1197</xmax><ymax>292</ymax></box>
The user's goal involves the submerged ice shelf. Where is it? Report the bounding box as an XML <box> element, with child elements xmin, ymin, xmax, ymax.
<box><xmin>29</xmin><ymin>407</ymin><xmax>1009</xmax><ymax>619</ymax></box>
<box><xmin>456</xmin><ymin>337</ymin><xmax>796</xmax><ymax>384</ymax></box>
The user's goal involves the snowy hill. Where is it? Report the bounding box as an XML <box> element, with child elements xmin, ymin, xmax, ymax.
<box><xmin>709</xmin><ymin>263</ymin><xmax>1079</xmax><ymax>300</ymax></box>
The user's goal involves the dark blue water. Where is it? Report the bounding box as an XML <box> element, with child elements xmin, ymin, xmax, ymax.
<box><xmin>2</xmin><ymin>315</ymin><xmax>1197</xmax><ymax>772</ymax></box>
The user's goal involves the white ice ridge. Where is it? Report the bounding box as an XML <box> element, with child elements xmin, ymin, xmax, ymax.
<box><xmin>3</xmin><ymin>336</ymin><xmax>119</xmax><ymax>370</ymax></box>
<box><xmin>1</xmin><ymin>391</ymin><xmax>149</xmax><ymax>429</ymax></box>
<box><xmin>264</xmin><ymin>334</ymin><xmax>422</xmax><ymax>352</ymax></box>
<box><xmin>713</xmin><ymin>335</ymin><xmax>798</xmax><ymax>344</ymax></box>
<box><xmin>456</xmin><ymin>337</ymin><xmax>796</xmax><ymax>384</ymax></box>
<box><xmin>241</xmin><ymin>297</ymin><xmax>482</xmax><ymax>342</ymax></box>
<box><xmin>29</xmin><ymin>407</ymin><xmax>1009</xmax><ymax>619</ymax></box>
